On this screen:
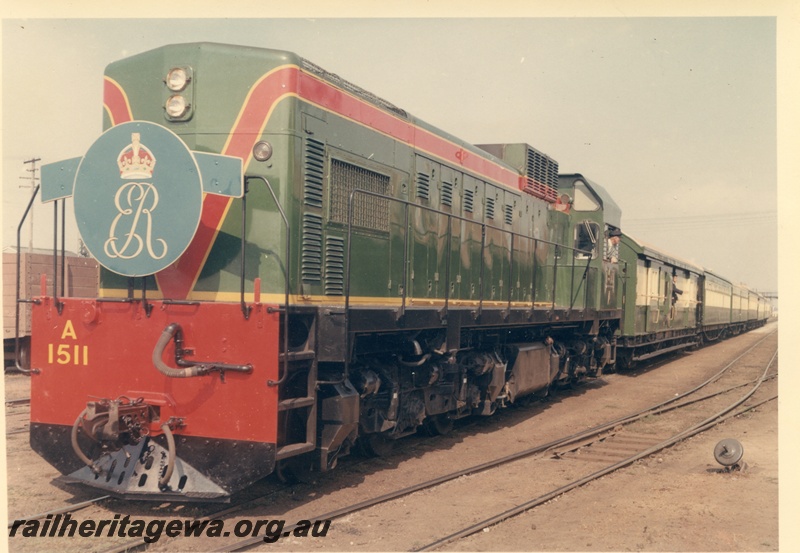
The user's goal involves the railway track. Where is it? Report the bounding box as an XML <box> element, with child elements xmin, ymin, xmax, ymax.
<box><xmin>210</xmin><ymin>329</ymin><xmax>778</xmax><ymax>552</ymax></box>
<box><xmin>5</xmin><ymin>397</ymin><xmax>31</xmax><ymax>407</ymax></box>
<box><xmin>5</xmin><ymin>396</ymin><xmax>31</xmax><ymax>436</ymax></box>
<box><xmin>417</xmin><ymin>353</ymin><xmax>777</xmax><ymax>551</ymax></box>
<box><xmin>7</xmin><ymin>496</ymin><xmax>111</xmax><ymax>530</ymax></box>
<box><xmin>6</xmin><ymin>327</ymin><xmax>777</xmax><ymax>551</ymax></box>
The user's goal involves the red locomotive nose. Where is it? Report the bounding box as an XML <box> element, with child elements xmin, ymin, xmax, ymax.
<box><xmin>30</xmin><ymin>297</ymin><xmax>281</xmax><ymax>500</ymax></box>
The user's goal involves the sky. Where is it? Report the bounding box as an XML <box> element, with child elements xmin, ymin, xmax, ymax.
<box><xmin>0</xmin><ymin>15</ymin><xmax>781</xmax><ymax>294</ymax></box>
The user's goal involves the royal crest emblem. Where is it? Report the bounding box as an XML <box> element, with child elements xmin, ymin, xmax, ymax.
<box><xmin>40</xmin><ymin>121</ymin><xmax>243</xmax><ymax>280</ymax></box>
<box><xmin>70</xmin><ymin>121</ymin><xmax>204</xmax><ymax>277</ymax></box>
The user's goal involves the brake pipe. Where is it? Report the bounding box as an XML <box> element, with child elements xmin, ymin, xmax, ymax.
<box><xmin>70</xmin><ymin>408</ymin><xmax>100</xmax><ymax>474</ymax></box>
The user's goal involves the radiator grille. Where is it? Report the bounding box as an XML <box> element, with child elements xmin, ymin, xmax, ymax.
<box><xmin>329</xmin><ymin>158</ymin><xmax>390</xmax><ymax>232</ymax></box>
<box><xmin>523</xmin><ymin>147</ymin><xmax>559</xmax><ymax>202</ymax></box>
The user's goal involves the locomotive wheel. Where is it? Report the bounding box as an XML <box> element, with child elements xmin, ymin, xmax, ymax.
<box><xmin>422</xmin><ymin>414</ymin><xmax>454</xmax><ymax>436</ymax></box>
<box><xmin>359</xmin><ymin>433</ymin><xmax>395</xmax><ymax>457</ymax></box>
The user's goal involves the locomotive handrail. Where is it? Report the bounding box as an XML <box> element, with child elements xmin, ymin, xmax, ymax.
<box><xmin>550</xmin><ymin>248</ymin><xmax>559</xmax><ymax>311</ymax></box>
<box><xmin>54</xmin><ymin>199</ymin><xmax>66</xmax><ymax>310</ymax></box>
<box><xmin>570</xmin><ymin>252</ymin><xmax>594</xmax><ymax>311</ymax></box>
<box><xmin>341</xmin><ymin>188</ymin><xmax>597</xmax><ymax>383</ymax></box>
<box><xmin>443</xmin><ymin>215</ymin><xmax>453</xmax><ymax>319</ymax></box>
<box><xmin>50</xmin><ymin>201</ymin><xmax>64</xmax><ymax>316</ymax></box>
<box><xmin>240</xmin><ymin>181</ymin><xmax>251</xmax><ymax>320</ymax></box>
<box><xmin>506</xmin><ymin>233</ymin><xmax>515</xmax><ymax>316</ymax></box>
<box><xmin>244</xmin><ymin>176</ymin><xmax>290</xmax><ymax>387</ymax></box>
<box><xmin>477</xmin><ymin>224</ymin><xmax>487</xmax><ymax>318</ymax></box>
<box><xmin>529</xmin><ymin>239</ymin><xmax>539</xmax><ymax>319</ymax></box>
<box><xmin>401</xmin><ymin>203</ymin><xmax>410</xmax><ymax>318</ymax></box>
<box><xmin>14</xmin><ymin>184</ymin><xmax>41</xmax><ymax>375</ymax></box>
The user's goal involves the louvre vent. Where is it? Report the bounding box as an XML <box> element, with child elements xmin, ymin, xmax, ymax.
<box><xmin>416</xmin><ymin>172</ymin><xmax>431</xmax><ymax>202</ymax></box>
<box><xmin>504</xmin><ymin>204</ymin><xmax>514</xmax><ymax>226</ymax></box>
<box><xmin>301</xmin><ymin>213</ymin><xmax>323</xmax><ymax>283</ymax></box>
<box><xmin>324</xmin><ymin>235</ymin><xmax>345</xmax><ymax>295</ymax></box>
<box><xmin>464</xmin><ymin>188</ymin><xmax>475</xmax><ymax>213</ymax></box>
<box><xmin>304</xmin><ymin>138</ymin><xmax>325</xmax><ymax>208</ymax></box>
<box><xmin>485</xmin><ymin>196</ymin><xmax>495</xmax><ymax>220</ymax></box>
<box><xmin>329</xmin><ymin>158</ymin><xmax>390</xmax><ymax>232</ymax></box>
<box><xmin>441</xmin><ymin>181</ymin><xmax>453</xmax><ymax>207</ymax></box>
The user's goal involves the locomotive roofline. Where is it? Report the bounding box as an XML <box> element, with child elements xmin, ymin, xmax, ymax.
<box><xmin>105</xmin><ymin>42</ymin><xmax>553</xmax><ymax>203</ymax></box>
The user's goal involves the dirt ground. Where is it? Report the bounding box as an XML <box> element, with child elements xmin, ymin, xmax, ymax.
<box><xmin>2</xmin><ymin>323</ymin><xmax>784</xmax><ymax>552</ymax></box>
<box><xmin>450</xmin><ymin>400</ymin><xmax>778</xmax><ymax>552</ymax></box>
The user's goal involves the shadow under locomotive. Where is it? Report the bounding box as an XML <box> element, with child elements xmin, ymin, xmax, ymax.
<box><xmin>30</xmin><ymin>355</ymin><xmax>610</xmax><ymax>519</ymax></box>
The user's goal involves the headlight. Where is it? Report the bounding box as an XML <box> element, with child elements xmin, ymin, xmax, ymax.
<box><xmin>166</xmin><ymin>67</ymin><xmax>189</xmax><ymax>91</ymax></box>
<box><xmin>165</xmin><ymin>95</ymin><xmax>189</xmax><ymax>118</ymax></box>
<box><xmin>252</xmin><ymin>141</ymin><xmax>273</xmax><ymax>162</ymax></box>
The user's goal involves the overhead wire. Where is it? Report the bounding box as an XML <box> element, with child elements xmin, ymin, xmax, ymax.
<box><xmin>624</xmin><ymin>211</ymin><xmax>776</xmax><ymax>231</ymax></box>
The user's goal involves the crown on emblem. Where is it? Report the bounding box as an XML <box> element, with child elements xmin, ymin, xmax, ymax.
<box><xmin>117</xmin><ymin>133</ymin><xmax>156</xmax><ymax>179</ymax></box>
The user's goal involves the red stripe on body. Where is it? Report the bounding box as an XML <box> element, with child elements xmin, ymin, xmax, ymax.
<box><xmin>103</xmin><ymin>78</ymin><xmax>133</xmax><ymax>125</ymax></box>
<box><xmin>108</xmin><ymin>66</ymin><xmax>529</xmax><ymax>299</ymax></box>
<box><xmin>295</xmin><ymin>71</ymin><xmax>520</xmax><ymax>188</ymax></box>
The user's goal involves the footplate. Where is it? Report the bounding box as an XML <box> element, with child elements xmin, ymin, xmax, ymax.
<box><xmin>58</xmin><ymin>438</ymin><xmax>229</xmax><ymax>501</ymax></box>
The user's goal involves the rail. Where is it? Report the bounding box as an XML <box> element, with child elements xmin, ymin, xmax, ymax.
<box><xmin>343</xmin><ymin>188</ymin><xmax>597</xmax><ymax>380</ymax></box>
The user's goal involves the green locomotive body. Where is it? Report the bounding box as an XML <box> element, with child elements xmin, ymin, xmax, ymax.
<box><xmin>99</xmin><ymin>43</ymin><xmax>575</xmax><ymax>313</ymax></box>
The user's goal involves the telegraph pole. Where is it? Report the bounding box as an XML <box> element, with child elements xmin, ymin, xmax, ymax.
<box><xmin>20</xmin><ymin>157</ymin><xmax>41</xmax><ymax>254</ymax></box>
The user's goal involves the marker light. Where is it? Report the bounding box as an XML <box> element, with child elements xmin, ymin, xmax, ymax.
<box><xmin>165</xmin><ymin>95</ymin><xmax>189</xmax><ymax>118</ymax></box>
<box><xmin>252</xmin><ymin>141</ymin><xmax>274</xmax><ymax>162</ymax></box>
<box><xmin>166</xmin><ymin>67</ymin><xmax>189</xmax><ymax>91</ymax></box>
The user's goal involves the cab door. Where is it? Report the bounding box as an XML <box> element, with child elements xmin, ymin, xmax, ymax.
<box><xmin>645</xmin><ymin>263</ymin><xmax>669</xmax><ymax>333</ymax></box>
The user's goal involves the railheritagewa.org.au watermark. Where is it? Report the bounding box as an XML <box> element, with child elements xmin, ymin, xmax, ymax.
<box><xmin>9</xmin><ymin>514</ymin><xmax>331</xmax><ymax>543</ymax></box>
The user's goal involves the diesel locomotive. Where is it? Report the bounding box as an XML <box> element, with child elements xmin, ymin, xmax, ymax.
<box><xmin>16</xmin><ymin>42</ymin><xmax>769</xmax><ymax>501</ymax></box>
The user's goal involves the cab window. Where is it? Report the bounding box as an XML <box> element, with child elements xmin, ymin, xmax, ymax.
<box><xmin>574</xmin><ymin>221</ymin><xmax>600</xmax><ymax>258</ymax></box>
<box><xmin>573</xmin><ymin>180</ymin><xmax>600</xmax><ymax>211</ymax></box>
